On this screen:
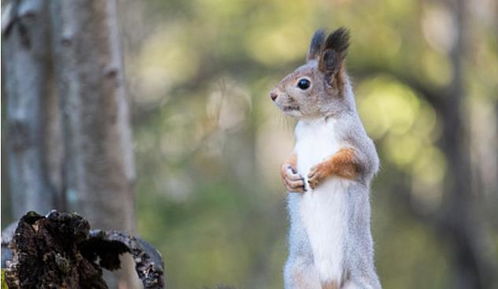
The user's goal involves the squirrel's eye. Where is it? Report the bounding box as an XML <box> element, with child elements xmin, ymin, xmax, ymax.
<box><xmin>297</xmin><ymin>78</ymin><xmax>311</xmax><ymax>90</ymax></box>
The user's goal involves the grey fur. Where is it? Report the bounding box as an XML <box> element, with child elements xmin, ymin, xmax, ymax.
<box><xmin>270</xmin><ymin>29</ymin><xmax>381</xmax><ymax>289</ymax></box>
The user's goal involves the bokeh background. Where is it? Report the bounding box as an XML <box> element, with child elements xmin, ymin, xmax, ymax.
<box><xmin>2</xmin><ymin>0</ymin><xmax>498</xmax><ymax>288</ymax></box>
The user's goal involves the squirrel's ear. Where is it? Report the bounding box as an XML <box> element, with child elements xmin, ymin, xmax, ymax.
<box><xmin>306</xmin><ymin>29</ymin><xmax>326</xmax><ymax>62</ymax></box>
<box><xmin>318</xmin><ymin>27</ymin><xmax>350</xmax><ymax>75</ymax></box>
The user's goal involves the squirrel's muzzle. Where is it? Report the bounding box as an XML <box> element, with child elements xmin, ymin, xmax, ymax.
<box><xmin>270</xmin><ymin>91</ymin><xmax>278</xmax><ymax>101</ymax></box>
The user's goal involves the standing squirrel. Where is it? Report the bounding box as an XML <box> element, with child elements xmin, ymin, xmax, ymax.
<box><xmin>270</xmin><ymin>28</ymin><xmax>381</xmax><ymax>289</ymax></box>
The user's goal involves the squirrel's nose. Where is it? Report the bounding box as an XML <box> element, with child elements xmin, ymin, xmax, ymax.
<box><xmin>270</xmin><ymin>92</ymin><xmax>278</xmax><ymax>101</ymax></box>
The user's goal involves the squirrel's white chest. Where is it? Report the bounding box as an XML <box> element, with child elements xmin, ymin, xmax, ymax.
<box><xmin>294</xmin><ymin>119</ymin><xmax>341</xmax><ymax>176</ymax></box>
<box><xmin>293</xmin><ymin>118</ymin><xmax>349</xmax><ymax>283</ymax></box>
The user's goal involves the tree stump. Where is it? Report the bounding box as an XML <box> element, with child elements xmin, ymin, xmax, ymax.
<box><xmin>3</xmin><ymin>211</ymin><xmax>165</xmax><ymax>289</ymax></box>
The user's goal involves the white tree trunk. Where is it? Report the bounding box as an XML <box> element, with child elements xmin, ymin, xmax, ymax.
<box><xmin>2</xmin><ymin>0</ymin><xmax>56</xmax><ymax>218</ymax></box>
<box><xmin>49</xmin><ymin>0</ymin><xmax>135</xmax><ymax>233</ymax></box>
<box><xmin>49</xmin><ymin>1</ymin><xmax>138</xmax><ymax>287</ymax></box>
<box><xmin>4</xmin><ymin>0</ymin><xmax>139</xmax><ymax>287</ymax></box>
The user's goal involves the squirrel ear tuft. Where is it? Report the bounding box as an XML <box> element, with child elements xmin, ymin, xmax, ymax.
<box><xmin>306</xmin><ymin>29</ymin><xmax>326</xmax><ymax>62</ymax></box>
<box><xmin>319</xmin><ymin>27</ymin><xmax>350</xmax><ymax>74</ymax></box>
<box><xmin>325</xmin><ymin>27</ymin><xmax>350</xmax><ymax>56</ymax></box>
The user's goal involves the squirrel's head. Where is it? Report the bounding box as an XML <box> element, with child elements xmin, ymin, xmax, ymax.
<box><xmin>270</xmin><ymin>27</ymin><xmax>353</xmax><ymax>119</ymax></box>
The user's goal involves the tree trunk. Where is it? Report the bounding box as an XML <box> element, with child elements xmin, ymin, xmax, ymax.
<box><xmin>49</xmin><ymin>0</ymin><xmax>137</xmax><ymax>287</ymax></box>
<box><xmin>2</xmin><ymin>0</ymin><xmax>56</xmax><ymax>219</ymax></box>
<box><xmin>439</xmin><ymin>1</ymin><xmax>496</xmax><ymax>288</ymax></box>
<box><xmin>3</xmin><ymin>0</ymin><xmax>138</xmax><ymax>287</ymax></box>
<box><xmin>49</xmin><ymin>0</ymin><xmax>135</xmax><ymax>232</ymax></box>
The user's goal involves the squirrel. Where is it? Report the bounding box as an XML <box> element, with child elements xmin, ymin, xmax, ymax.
<box><xmin>269</xmin><ymin>28</ymin><xmax>381</xmax><ymax>289</ymax></box>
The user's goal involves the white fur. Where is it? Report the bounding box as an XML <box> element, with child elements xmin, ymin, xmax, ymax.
<box><xmin>294</xmin><ymin>118</ymin><xmax>353</xmax><ymax>284</ymax></box>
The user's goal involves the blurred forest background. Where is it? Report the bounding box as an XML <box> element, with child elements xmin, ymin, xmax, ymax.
<box><xmin>2</xmin><ymin>0</ymin><xmax>498</xmax><ymax>288</ymax></box>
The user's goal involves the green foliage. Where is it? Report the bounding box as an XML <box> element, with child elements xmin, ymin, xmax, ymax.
<box><xmin>1</xmin><ymin>270</ymin><xmax>8</xmax><ymax>289</ymax></box>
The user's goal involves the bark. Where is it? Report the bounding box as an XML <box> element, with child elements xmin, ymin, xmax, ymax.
<box><xmin>49</xmin><ymin>0</ymin><xmax>137</xmax><ymax>287</ymax></box>
<box><xmin>4</xmin><ymin>0</ymin><xmax>141</xmax><ymax>287</ymax></box>
<box><xmin>4</xmin><ymin>211</ymin><xmax>165</xmax><ymax>289</ymax></box>
<box><xmin>2</xmin><ymin>0</ymin><xmax>56</xmax><ymax>219</ymax></box>
<box><xmin>49</xmin><ymin>0</ymin><xmax>135</xmax><ymax>237</ymax></box>
<box><xmin>43</xmin><ymin>68</ymin><xmax>65</xmax><ymax>210</ymax></box>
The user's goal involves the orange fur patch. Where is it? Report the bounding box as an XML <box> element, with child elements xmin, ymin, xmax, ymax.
<box><xmin>311</xmin><ymin>148</ymin><xmax>360</xmax><ymax>183</ymax></box>
<box><xmin>288</xmin><ymin>153</ymin><xmax>297</xmax><ymax>168</ymax></box>
<box><xmin>330</xmin><ymin>148</ymin><xmax>360</xmax><ymax>179</ymax></box>
<box><xmin>321</xmin><ymin>281</ymin><xmax>340</xmax><ymax>289</ymax></box>
<box><xmin>335</xmin><ymin>64</ymin><xmax>346</xmax><ymax>96</ymax></box>
<box><xmin>307</xmin><ymin>148</ymin><xmax>361</xmax><ymax>189</ymax></box>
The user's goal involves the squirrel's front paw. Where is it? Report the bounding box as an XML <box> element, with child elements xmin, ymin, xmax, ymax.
<box><xmin>307</xmin><ymin>163</ymin><xmax>332</xmax><ymax>189</ymax></box>
<box><xmin>280</xmin><ymin>164</ymin><xmax>306</xmax><ymax>193</ymax></box>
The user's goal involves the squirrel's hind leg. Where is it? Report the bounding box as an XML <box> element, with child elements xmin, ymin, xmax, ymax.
<box><xmin>341</xmin><ymin>275</ymin><xmax>382</xmax><ymax>289</ymax></box>
<box><xmin>284</xmin><ymin>255</ymin><xmax>321</xmax><ymax>289</ymax></box>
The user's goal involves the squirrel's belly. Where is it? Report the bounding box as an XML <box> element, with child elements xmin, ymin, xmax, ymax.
<box><xmin>294</xmin><ymin>119</ymin><xmax>348</xmax><ymax>282</ymax></box>
<box><xmin>299</xmin><ymin>178</ymin><xmax>350</xmax><ymax>283</ymax></box>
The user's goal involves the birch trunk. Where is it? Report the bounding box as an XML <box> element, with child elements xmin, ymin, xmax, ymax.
<box><xmin>49</xmin><ymin>0</ymin><xmax>138</xmax><ymax>287</ymax></box>
<box><xmin>2</xmin><ymin>0</ymin><xmax>56</xmax><ymax>219</ymax></box>
<box><xmin>49</xmin><ymin>0</ymin><xmax>135</xmax><ymax>236</ymax></box>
